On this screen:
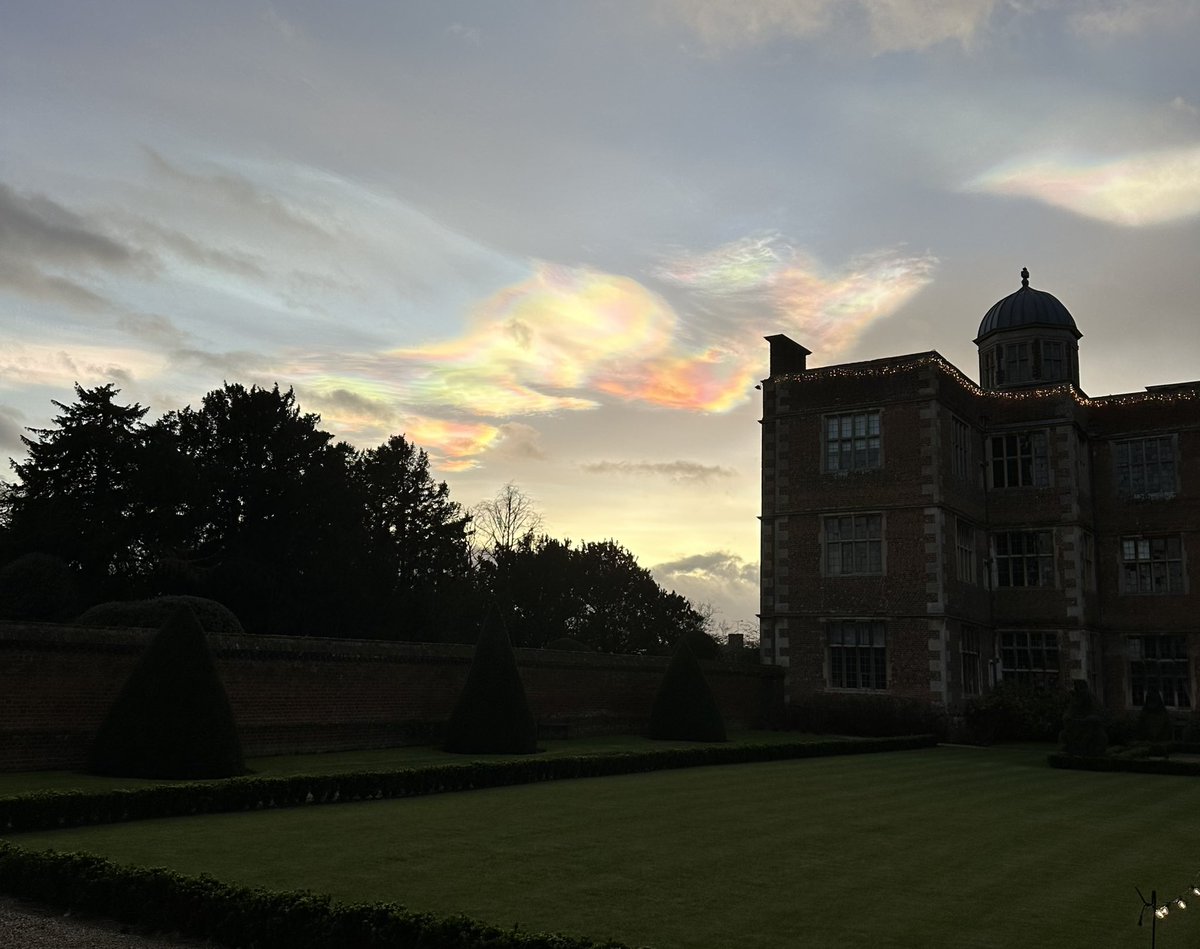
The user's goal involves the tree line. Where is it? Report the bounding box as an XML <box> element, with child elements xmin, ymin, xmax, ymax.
<box><xmin>0</xmin><ymin>383</ymin><xmax>711</xmax><ymax>653</ymax></box>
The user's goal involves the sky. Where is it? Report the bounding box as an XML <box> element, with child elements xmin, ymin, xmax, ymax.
<box><xmin>3</xmin><ymin>1</ymin><xmax>1200</xmax><ymax>631</ymax></box>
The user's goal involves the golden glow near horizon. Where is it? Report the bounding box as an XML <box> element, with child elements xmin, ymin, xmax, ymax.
<box><xmin>968</xmin><ymin>145</ymin><xmax>1200</xmax><ymax>226</ymax></box>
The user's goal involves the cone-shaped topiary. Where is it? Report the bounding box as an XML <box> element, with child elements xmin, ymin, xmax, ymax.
<box><xmin>443</xmin><ymin>603</ymin><xmax>538</xmax><ymax>755</ymax></box>
<box><xmin>1059</xmin><ymin>679</ymin><xmax>1108</xmax><ymax>756</ymax></box>
<box><xmin>87</xmin><ymin>605</ymin><xmax>245</xmax><ymax>778</ymax></box>
<box><xmin>646</xmin><ymin>636</ymin><xmax>728</xmax><ymax>742</ymax></box>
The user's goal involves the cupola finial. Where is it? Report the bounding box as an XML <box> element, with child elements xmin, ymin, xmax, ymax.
<box><xmin>1021</xmin><ymin>266</ymin><xmax>1030</xmax><ymax>288</ymax></box>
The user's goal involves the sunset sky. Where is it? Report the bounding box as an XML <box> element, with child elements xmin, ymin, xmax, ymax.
<box><xmin>3</xmin><ymin>1</ymin><xmax>1200</xmax><ymax>628</ymax></box>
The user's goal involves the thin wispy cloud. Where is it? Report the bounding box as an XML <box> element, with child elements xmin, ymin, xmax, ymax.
<box><xmin>967</xmin><ymin>145</ymin><xmax>1200</xmax><ymax>226</ymax></box>
<box><xmin>583</xmin><ymin>460</ymin><xmax>737</xmax><ymax>483</ymax></box>
<box><xmin>659</xmin><ymin>0</ymin><xmax>998</xmax><ymax>54</ymax></box>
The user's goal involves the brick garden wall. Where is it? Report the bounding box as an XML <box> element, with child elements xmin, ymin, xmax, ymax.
<box><xmin>0</xmin><ymin>622</ymin><xmax>783</xmax><ymax>772</ymax></box>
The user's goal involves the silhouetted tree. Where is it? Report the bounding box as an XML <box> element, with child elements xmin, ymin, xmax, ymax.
<box><xmin>472</xmin><ymin>482</ymin><xmax>543</xmax><ymax>556</ymax></box>
<box><xmin>443</xmin><ymin>603</ymin><xmax>538</xmax><ymax>754</ymax></box>
<box><xmin>352</xmin><ymin>434</ymin><xmax>472</xmax><ymax>637</ymax></box>
<box><xmin>153</xmin><ymin>383</ymin><xmax>361</xmax><ymax>634</ymax></box>
<box><xmin>0</xmin><ymin>552</ymin><xmax>78</xmax><ymax>621</ymax></box>
<box><xmin>87</xmin><ymin>605</ymin><xmax>244</xmax><ymax>778</ymax></box>
<box><xmin>1</xmin><ymin>384</ymin><xmax>155</xmax><ymax>601</ymax></box>
<box><xmin>646</xmin><ymin>636</ymin><xmax>727</xmax><ymax>742</ymax></box>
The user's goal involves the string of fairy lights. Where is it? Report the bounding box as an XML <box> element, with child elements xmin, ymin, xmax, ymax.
<box><xmin>773</xmin><ymin>352</ymin><xmax>1200</xmax><ymax>409</ymax></box>
<box><xmin>1137</xmin><ymin>879</ymin><xmax>1200</xmax><ymax>925</ymax></box>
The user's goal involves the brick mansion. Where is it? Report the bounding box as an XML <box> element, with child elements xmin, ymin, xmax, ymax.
<box><xmin>758</xmin><ymin>269</ymin><xmax>1200</xmax><ymax>714</ymax></box>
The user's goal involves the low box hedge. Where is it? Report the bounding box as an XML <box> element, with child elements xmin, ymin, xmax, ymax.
<box><xmin>1047</xmin><ymin>751</ymin><xmax>1200</xmax><ymax>776</ymax></box>
<box><xmin>0</xmin><ymin>736</ymin><xmax>936</xmax><ymax>834</ymax></box>
<box><xmin>0</xmin><ymin>842</ymin><xmax>638</xmax><ymax>949</ymax></box>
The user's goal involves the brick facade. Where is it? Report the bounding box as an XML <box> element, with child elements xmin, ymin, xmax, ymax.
<box><xmin>0</xmin><ymin>622</ymin><xmax>783</xmax><ymax>771</ymax></box>
<box><xmin>760</xmin><ymin>322</ymin><xmax>1200</xmax><ymax>716</ymax></box>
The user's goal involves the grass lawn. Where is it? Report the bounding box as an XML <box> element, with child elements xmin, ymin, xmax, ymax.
<box><xmin>8</xmin><ymin>744</ymin><xmax>1199</xmax><ymax>949</ymax></box>
<box><xmin>0</xmin><ymin>729</ymin><xmax>813</xmax><ymax>797</ymax></box>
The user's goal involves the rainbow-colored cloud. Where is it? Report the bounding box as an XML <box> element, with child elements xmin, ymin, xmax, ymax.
<box><xmin>967</xmin><ymin>145</ymin><xmax>1200</xmax><ymax>226</ymax></box>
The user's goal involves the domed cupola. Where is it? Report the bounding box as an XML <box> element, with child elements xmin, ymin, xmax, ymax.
<box><xmin>975</xmin><ymin>268</ymin><xmax>1081</xmax><ymax>390</ymax></box>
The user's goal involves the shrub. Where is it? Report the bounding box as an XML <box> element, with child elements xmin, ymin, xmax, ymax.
<box><xmin>789</xmin><ymin>692</ymin><xmax>947</xmax><ymax>739</ymax></box>
<box><xmin>77</xmin><ymin>595</ymin><xmax>245</xmax><ymax>634</ymax></box>
<box><xmin>443</xmin><ymin>604</ymin><xmax>538</xmax><ymax>755</ymax></box>
<box><xmin>87</xmin><ymin>604</ymin><xmax>245</xmax><ymax>778</ymax></box>
<box><xmin>0</xmin><ymin>552</ymin><xmax>78</xmax><ymax>622</ymax></box>
<box><xmin>1138</xmin><ymin>689</ymin><xmax>1172</xmax><ymax>743</ymax></box>
<box><xmin>646</xmin><ymin>638</ymin><xmax>727</xmax><ymax>742</ymax></box>
<box><xmin>963</xmin><ymin>683</ymin><xmax>1068</xmax><ymax>744</ymax></box>
<box><xmin>544</xmin><ymin>637</ymin><xmax>591</xmax><ymax>652</ymax></box>
<box><xmin>1058</xmin><ymin>680</ymin><xmax>1108</xmax><ymax>756</ymax></box>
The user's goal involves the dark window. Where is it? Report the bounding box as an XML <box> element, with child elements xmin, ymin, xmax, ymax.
<box><xmin>961</xmin><ymin>626</ymin><xmax>981</xmax><ymax>696</ymax></box>
<box><xmin>1000</xmin><ymin>631</ymin><xmax>1059</xmax><ymax>688</ymax></box>
<box><xmin>951</xmin><ymin>417</ymin><xmax>972</xmax><ymax>480</ymax></box>
<box><xmin>999</xmin><ymin>342</ymin><xmax>1032</xmax><ymax>384</ymax></box>
<box><xmin>956</xmin><ymin>518</ymin><xmax>976</xmax><ymax>585</ymax></box>
<box><xmin>1040</xmin><ymin>340</ymin><xmax>1065</xmax><ymax>380</ymax></box>
<box><xmin>1121</xmin><ymin>536</ymin><xmax>1184</xmax><ymax>595</ymax></box>
<box><xmin>829</xmin><ymin>621</ymin><xmax>887</xmax><ymax>690</ymax></box>
<box><xmin>825</xmin><ymin>412</ymin><xmax>881</xmax><ymax>472</ymax></box>
<box><xmin>993</xmin><ymin>531</ymin><xmax>1054</xmax><ymax>587</ymax></box>
<box><xmin>825</xmin><ymin>514</ymin><xmax>883</xmax><ymax>576</ymax></box>
<box><xmin>990</xmin><ymin>432</ymin><xmax>1049</xmax><ymax>487</ymax></box>
<box><xmin>1115</xmin><ymin>436</ymin><xmax>1176</xmax><ymax>499</ymax></box>
<box><xmin>1129</xmin><ymin>635</ymin><xmax>1190</xmax><ymax>708</ymax></box>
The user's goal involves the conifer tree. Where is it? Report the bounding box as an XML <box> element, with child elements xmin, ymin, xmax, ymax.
<box><xmin>646</xmin><ymin>636</ymin><xmax>728</xmax><ymax>742</ymax></box>
<box><xmin>87</xmin><ymin>605</ymin><xmax>244</xmax><ymax>778</ymax></box>
<box><xmin>443</xmin><ymin>603</ymin><xmax>538</xmax><ymax>754</ymax></box>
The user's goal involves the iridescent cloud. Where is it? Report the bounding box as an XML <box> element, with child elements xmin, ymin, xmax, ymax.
<box><xmin>967</xmin><ymin>145</ymin><xmax>1200</xmax><ymax>226</ymax></box>
<box><xmin>0</xmin><ymin>340</ymin><xmax>168</xmax><ymax>391</ymax></box>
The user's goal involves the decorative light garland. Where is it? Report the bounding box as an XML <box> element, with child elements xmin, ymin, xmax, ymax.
<box><xmin>1137</xmin><ymin>880</ymin><xmax>1200</xmax><ymax>932</ymax></box>
<box><xmin>772</xmin><ymin>353</ymin><xmax>1200</xmax><ymax>408</ymax></box>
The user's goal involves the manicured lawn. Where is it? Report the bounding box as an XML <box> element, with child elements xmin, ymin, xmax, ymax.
<box><xmin>0</xmin><ymin>729</ymin><xmax>811</xmax><ymax>797</ymax></box>
<box><xmin>9</xmin><ymin>744</ymin><xmax>1200</xmax><ymax>948</ymax></box>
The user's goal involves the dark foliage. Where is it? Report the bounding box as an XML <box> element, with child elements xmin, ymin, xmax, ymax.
<box><xmin>0</xmin><ymin>552</ymin><xmax>78</xmax><ymax>621</ymax></box>
<box><xmin>962</xmin><ymin>683</ymin><xmax>1068</xmax><ymax>743</ymax></box>
<box><xmin>788</xmin><ymin>692</ymin><xmax>948</xmax><ymax>739</ymax></box>
<box><xmin>77</xmin><ymin>595</ymin><xmax>244</xmax><ymax>634</ymax></box>
<box><xmin>1058</xmin><ymin>679</ymin><xmax>1108</xmax><ymax>756</ymax></box>
<box><xmin>544</xmin><ymin>637</ymin><xmax>591</xmax><ymax>651</ymax></box>
<box><xmin>646</xmin><ymin>638</ymin><xmax>727</xmax><ymax>742</ymax></box>
<box><xmin>1138</xmin><ymin>689</ymin><xmax>1172</xmax><ymax>743</ymax></box>
<box><xmin>87</xmin><ymin>605</ymin><xmax>245</xmax><ymax>778</ymax></box>
<box><xmin>443</xmin><ymin>605</ymin><xmax>538</xmax><ymax>754</ymax></box>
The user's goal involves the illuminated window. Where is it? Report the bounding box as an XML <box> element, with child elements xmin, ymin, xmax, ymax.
<box><xmin>1115</xmin><ymin>436</ymin><xmax>1176</xmax><ymax>500</ymax></box>
<box><xmin>1121</xmin><ymin>535</ymin><xmax>1184</xmax><ymax>595</ymax></box>
<box><xmin>990</xmin><ymin>432</ymin><xmax>1049</xmax><ymax>488</ymax></box>
<box><xmin>824</xmin><ymin>514</ymin><xmax>883</xmax><ymax>576</ymax></box>
<box><xmin>1129</xmin><ymin>635</ymin><xmax>1190</xmax><ymax>708</ymax></box>
<box><xmin>1000</xmin><ymin>631</ymin><xmax>1059</xmax><ymax>688</ymax></box>
<box><xmin>825</xmin><ymin>411</ymin><xmax>881</xmax><ymax>472</ymax></box>
<box><xmin>828</xmin><ymin>621</ymin><xmax>887</xmax><ymax>690</ymax></box>
<box><xmin>992</xmin><ymin>531</ymin><xmax>1054</xmax><ymax>588</ymax></box>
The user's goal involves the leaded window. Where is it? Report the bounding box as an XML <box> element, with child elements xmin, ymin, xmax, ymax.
<box><xmin>990</xmin><ymin>432</ymin><xmax>1049</xmax><ymax>488</ymax></box>
<box><xmin>1000</xmin><ymin>631</ymin><xmax>1059</xmax><ymax>688</ymax></box>
<box><xmin>993</xmin><ymin>531</ymin><xmax>1054</xmax><ymax>587</ymax></box>
<box><xmin>1121</xmin><ymin>535</ymin><xmax>1184</xmax><ymax>595</ymax></box>
<box><xmin>825</xmin><ymin>514</ymin><xmax>883</xmax><ymax>576</ymax></box>
<box><xmin>828</xmin><ymin>621</ymin><xmax>887</xmax><ymax>690</ymax></box>
<box><xmin>825</xmin><ymin>411</ymin><xmax>881</xmax><ymax>472</ymax></box>
<box><xmin>1129</xmin><ymin>635</ymin><xmax>1190</xmax><ymax>708</ymax></box>
<box><xmin>1115</xmin><ymin>436</ymin><xmax>1177</xmax><ymax>499</ymax></box>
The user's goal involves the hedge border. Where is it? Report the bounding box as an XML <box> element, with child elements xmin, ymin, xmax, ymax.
<box><xmin>1048</xmin><ymin>750</ymin><xmax>1200</xmax><ymax>775</ymax></box>
<box><xmin>1</xmin><ymin>736</ymin><xmax>936</xmax><ymax>834</ymax></box>
<box><xmin>0</xmin><ymin>843</ymin><xmax>639</xmax><ymax>949</ymax></box>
